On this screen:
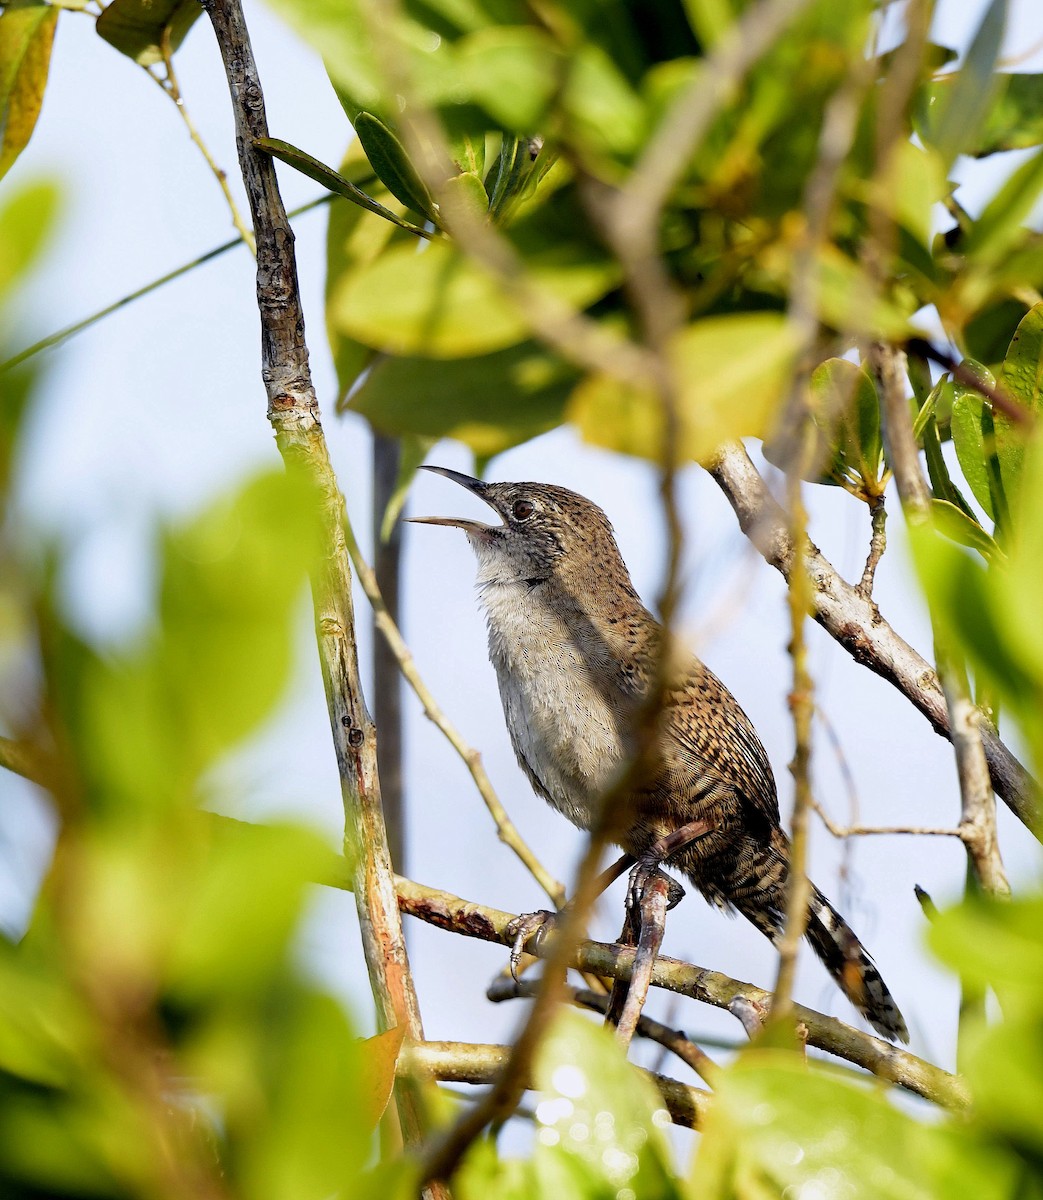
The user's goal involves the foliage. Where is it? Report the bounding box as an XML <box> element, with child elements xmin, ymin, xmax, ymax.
<box><xmin>6</xmin><ymin>0</ymin><xmax>1043</xmax><ymax>1196</ymax></box>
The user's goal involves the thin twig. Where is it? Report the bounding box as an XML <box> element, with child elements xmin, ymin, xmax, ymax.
<box><xmin>400</xmin><ymin>1040</ymin><xmax>711</xmax><ymax>1131</ymax></box>
<box><xmin>200</xmin><ymin>0</ymin><xmax>434</xmax><ymax>1164</ymax></box>
<box><xmin>0</xmin><ymin>197</ymin><xmax>329</xmax><ymax>373</ymax></box>
<box><xmin>0</xmin><ymin>736</ymin><xmax>50</xmax><ymax>787</ymax></box>
<box><xmin>153</xmin><ymin>34</ymin><xmax>256</xmax><ymax>252</ymax></box>
<box><xmin>810</xmin><ymin>801</ymin><xmax>964</xmax><ymax>840</ymax></box>
<box><xmin>770</xmin><ymin>61</ymin><xmax>870</xmax><ymax>1031</ymax></box>
<box><xmin>857</xmin><ymin>493</ymin><xmax>888</xmax><ymax>597</ymax></box>
<box><xmin>341</xmin><ymin>511</ymin><xmax>566</xmax><ymax>906</ymax></box>
<box><xmin>486</xmin><ymin>975</ymin><xmax>721</xmax><ymax>1087</ymax></box>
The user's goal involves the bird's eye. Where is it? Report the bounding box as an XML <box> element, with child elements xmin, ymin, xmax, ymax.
<box><xmin>512</xmin><ymin>499</ymin><xmax>535</xmax><ymax>521</ymax></box>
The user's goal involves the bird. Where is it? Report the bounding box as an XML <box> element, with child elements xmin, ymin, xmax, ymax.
<box><xmin>409</xmin><ymin>465</ymin><xmax>908</xmax><ymax>1042</ymax></box>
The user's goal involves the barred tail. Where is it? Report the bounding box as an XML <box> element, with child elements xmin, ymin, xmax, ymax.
<box><xmin>804</xmin><ymin>887</ymin><xmax>908</xmax><ymax>1043</ymax></box>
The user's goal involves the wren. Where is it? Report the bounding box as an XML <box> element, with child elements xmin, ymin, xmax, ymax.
<box><xmin>410</xmin><ymin>466</ymin><xmax>907</xmax><ymax>1042</ymax></box>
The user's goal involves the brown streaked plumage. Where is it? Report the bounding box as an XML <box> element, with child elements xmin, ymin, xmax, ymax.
<box><xmin>410</xmin><ymin>466</ymin><xmax>908</xmax><ymax>1042</ymax></box>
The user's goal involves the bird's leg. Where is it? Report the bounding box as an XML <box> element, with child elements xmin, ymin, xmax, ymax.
<box><xmin>505</xmin><ymin>852</ymin><xmax>637</xmax><ymax>979</ymax></box>
<box><xmin>607</xmin><ymin>824</ymin><xmax>709</xmax><ymax>1042</ymax></box>
<box><xmin>612</xmin><ymin>871</ymin><xmax>671</xmax><ymax>1049</ymax></box>
<box><xmin>625</xmin><ymin>818</ymin><xmax>712</xmax><ymax>914</ymax></box>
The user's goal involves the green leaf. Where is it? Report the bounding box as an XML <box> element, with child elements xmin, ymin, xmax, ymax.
<box><xmin>570</xmin><ymin>312</ymin><xmax>799</xmax><ymax>465</ymax></box>
<box><xmin>95</xmin><ymin>0</ymin><xmax>201</xmax><ymax>66</ymax></box>
<box><xmin>330</xmin><ymin>234</ymin><xmax>619</xmax><ymax>358</ymax></box>
<box><xmin>810</xmin><ymin>357</ymin><xmax>882</xmax><ymax>489</ymax></box>
<box><xmin>0</xmin><ymin>2</ymin><xmax>57</xmax><ymax>181</ymax></box>
<box><xmin>918</xmin><ymin>0</ymin><xmax>1006</xmax><ymax>168</ymax></box>
<box><xmin>950</xmin><ymin>360</ymin><xmax>1008</xmax><ymax>525</ymax></box>
<box><xmin>255</xmin><ymin>137</ymin><xmax>433</xmax><ymax>237</ymax></box>
<box><xmin>908</xmin><ymin>519</ymin><xmax>1034</xmax><ymax>711</ymax></box>
<box><xmin>922</xmin><ymin>409</ymin><xmax>977</xmax><ymax>519</ymax></box>
<box><xmin>235</xmin><ymin>991</ymin><xmax>375</xmax><ymax>1200</ymax></box>
<box><xmin>930</xmin><ymin>891</ymin><xmax>1043</xmax><ymax>1160</ymax></box>
<box><xmin>349</xmin><ymin>339</ymin><xmax>578</xmax><ymax>459</ymax></box>
<box><xmin>353</xmin><ymin>112</ymin><xmax>439</xmax><ymax>225</ymax></box>
<box><xmin>693</xmin><ymin>1051</ymin><xmax>1018</xmax><ymax>1199</ymax></box>
<box><xmin>325</xmin><ymin>142</ymin><xmax>428</xmax><ymax>402</ymax></box>
<box><xmin>532</xmin><ymin>1011</ymin><xmax>682</xmax><ymax>1200</ymax></box>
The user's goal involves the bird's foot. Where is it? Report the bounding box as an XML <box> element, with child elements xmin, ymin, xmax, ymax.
<box><xmin>505</xmin><ymin>909</ymin><xmax>559</xmax><ymax>980</ymax></box>
<box><xmin>626</xmin><ymin>858</ymin><xmax>686</xmax><ymax>917</ymax></box>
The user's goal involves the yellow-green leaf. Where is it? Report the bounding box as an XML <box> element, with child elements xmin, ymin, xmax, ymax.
<box><xmin>331</xmin><ymin>237</ymin><xmax>619</xmax><ymax>358</ymax></box>
<box><xmin>0</xmin><ymin>3</ymin><xmax>57</xmax><ymax>180</ymax></box>
<box><xmin>570</xmin><ymin>313</ymin><xmax>799</xmax><ymax>464</ymax></box>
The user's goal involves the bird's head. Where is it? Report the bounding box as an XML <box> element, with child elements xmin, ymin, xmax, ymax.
<box><xmin>408</xmin><ymin>466</ymin><xmax>623</xmax><ymax>588</ymax></box>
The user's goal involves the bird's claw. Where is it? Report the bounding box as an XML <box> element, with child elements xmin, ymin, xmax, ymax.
<box><xmin>626</xmin><ymin>860</ymin><xmax>685</xmax><ymax>916</ymax></box>
<box><xmin>505</xmin><ymin>909</ymin><xmax>558</xmax><ymax>979</ymax></box>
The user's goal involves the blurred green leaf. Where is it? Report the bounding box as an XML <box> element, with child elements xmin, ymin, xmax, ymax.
<box><xmin>930</xmin><ymin>498</ymin><xmax>1004</xmax><ymax>563</ymax></box>
<box><xmin>453</xmin><ymin>26</ymin><xmax>559</xmax><ymax>132</ymax></box>
<box><xmin>166</xmin><ymin>822</ymin><xmax>333</xmax><ymax>1002</ymax></box>
<box><xmin>693</xmin><ymin>1051</ymin><xmax>1017</xmax><ymax>1199</ymax></box>
<box><xmin>0</xmin><ymin>2</ymin><xmax>57</xmax><ymax>181</ymax></box>
<box><xmin>379</xmin><ymin>433</ymin><xmax>437</xmax><ymax>542</ymax></box>
<box><xmin>930</xmin><ymin>892</ymin><xmax>1043</xmax><ymax>1162</ymax></box>
<box><xmin>349</xmin><ymin>339</ymin><xmax>578</xmax><ymax>459</ymax></box>
<box><xmin>917</xmin><ymin>0</ymin><xmax>1006</xmax><ymax>168</ymax></box>
<box><xmin>919</xmin><ymin>73</ymin><xmax>1043</xmax><ymax>158</ymax></box>
<box><xmin>570</xmin><ymin>312</ymin><xmax>798</xmax><ymax>464</ymax></box>
<box><xmin>359</xmin><ymin>1025</ymin><xmax>406</xmax><ymax>1127</ymax></box>
<box><xmin>964</xmin><ymin>297</ymin><xmax>1031</xmax><ymax>367</ymax></box>
<box><xmin>950</xmin><ymin>360</ymin><xmax>1008</xmax><ymax>525</ymax></box>
<box><xmin>354</xmin><ymin>112</ymin><xmax>439</xmax><ymax>224</ymax></box>
<box><xmin>331</xmin><ymin>232</ymin><xmax>619</xmax><ymax>358</ymax></box>
<box><xmin>962</xmin><ymin>145</ymin><xmax>1043</xmax><ymax>270</ymax></box>
<box><xmin>563</xmin><ymin>43</ymin><xmax>647</xmax><ymax>159</ymax></box>
<box><xmin>532</xmin><ymin>1011</ymin><xmax>682</xmax><ymax>1199</ymax></box>
<box><xmin>59</xmin><ymin>471</ymin><xmax>321</xmax><ymax>811</ymax></box>
<box><xmin>0</xmin><ymin>177</ymin><xmax>60</xmax><ymax>302</ymax></box>
<box><xmin>96</xmin><ymin>0</ymin><xmax>201</xmax><ymax>66</ymax></box>
<box><xmin>326</xmin><ymin>144</ymin><xmax>427</xmax><ymax>403</ymax></box>
<box><xmin>236</xmin><ymin>991</ymin><xmax>375</xmax><ymax>1200</ymax></box>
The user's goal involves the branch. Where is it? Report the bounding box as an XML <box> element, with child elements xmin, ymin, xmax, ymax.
<box><xmin>394</xmin><ymin>876</ymin><xmax>970</xmax><ymax>1111</ymax></box>
<box><xmin>707</xmin><ymin>441</ymin><xmax>1038</xmax><ymax>835</ymax></box>
<box><xmin>199</xmin><ymin>0</ymin><xmax>432</xmax><ymax>1156</ymax></box>
<box><xmin>400</xmin><ymin>1041</ymin><xmax>711</xmax><ymax>1130</ymax></box>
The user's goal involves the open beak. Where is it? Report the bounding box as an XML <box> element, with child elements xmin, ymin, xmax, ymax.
<box><xmin>406</xmin><ymin>465</ymin><xmax>498</xmax><ymax>533</ymax></box>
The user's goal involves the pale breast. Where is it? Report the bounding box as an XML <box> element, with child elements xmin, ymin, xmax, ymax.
<box><xmin>479</xmin><ymin>581</ymin><xmax>635</xmax><ymax>830</ymax></box>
